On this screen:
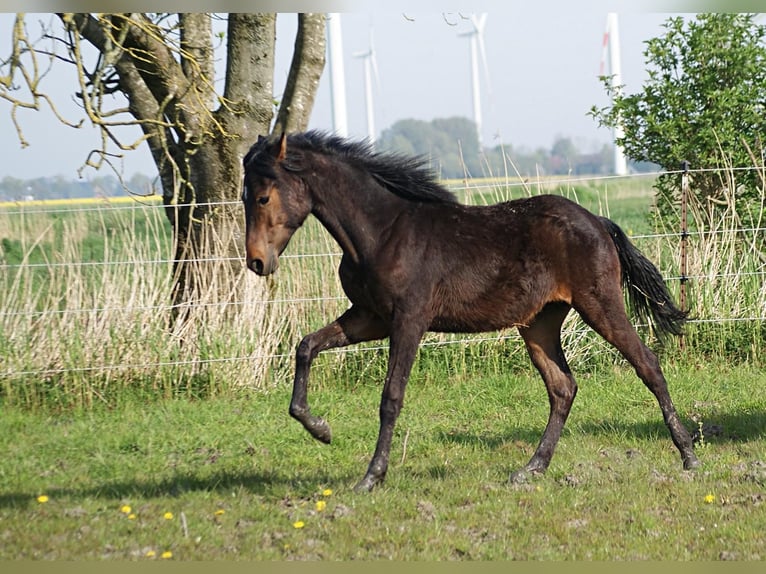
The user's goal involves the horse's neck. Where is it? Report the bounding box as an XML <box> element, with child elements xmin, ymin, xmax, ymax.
<box><xmin>308</xmin><ymin>170</ymin><xmax>404</xmax><ymax>263</ymax></box>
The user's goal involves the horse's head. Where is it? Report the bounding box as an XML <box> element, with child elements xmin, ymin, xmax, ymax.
<box><xmin>242</xmin><ymin>132</ymin><xmax>311</xmax><ymax>276</ymax></box>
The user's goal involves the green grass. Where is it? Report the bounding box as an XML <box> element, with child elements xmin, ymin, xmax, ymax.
<box><xmin>1</xmin><ymin>360</ymin><xmax>764</xmax><ymax>560</ymax></box>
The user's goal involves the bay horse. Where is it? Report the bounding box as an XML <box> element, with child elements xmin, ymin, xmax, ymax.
<box><xmin>241</xmin><ymin>130</ymin><xmax>699</xmax><ymax>492</ymax></box>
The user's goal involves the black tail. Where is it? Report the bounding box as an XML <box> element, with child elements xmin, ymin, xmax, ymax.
<box><xmin>600</xmin><ymin>217</ymin><xmax>687</xmax><ymax>342</ymax></box>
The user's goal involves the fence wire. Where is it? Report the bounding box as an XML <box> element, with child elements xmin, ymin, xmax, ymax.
<box><xmin>2</xmin><ymin>166</ymin><xmax>765</xmax><ymax>381</ymax></box>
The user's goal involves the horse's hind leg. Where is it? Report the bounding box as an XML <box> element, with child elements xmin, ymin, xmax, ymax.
<box><xmin>289</xmin><ymin>305</ymin><xmax>388</xmax><ymax>443</ymax></box>
<box><xmin>513</xmin><ymin>302</ymin><xmax>577</xmax><ymax>483</ymax></box>
<box><xmin>575</xmin><ymin>290</ymin><xmax>699</xmax><ymax>470</ymax></box>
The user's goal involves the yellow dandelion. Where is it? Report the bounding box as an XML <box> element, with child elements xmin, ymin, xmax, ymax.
<box><xmin>163</xmin><ymin>512</ymin><xmax>174</xmax><ymax>520</ymax></box>
<box><xmin>214</xmin><ymin>509</ymin><xmax>225</xmax><ymax>516</ymax></box>
<box><xmin>36</xmin><ymin>495</ymin><xmax>49</xmax><ymax>504</ymax></box>
<box><xmin>161</xmin><ymin>551</ymin><xmax>173</xmax><ymax>559</ymax></box>
<box><xmin>322</xmin><ymin>488</ymin><xmax>333</xmax><ymax>497</ymax></box>
<box><xmin>704</xmin><ymin>493</ymin><xmax>715</xmax><ymax>504</ymax></box>
<box><xmin>315</xmin><ymin>500</ymin><xmax>327</xmax><ymax>512</ymax></box>
<box><xmin>293</xmin><ymin>520</ymin><xmax>305</xmax><ymax>529</ymax></box>
<box><xmin>120</xmin><ymin>505</ymin><xmax>132</xmax><ymax>514</ymax></box>
<box><xmin>128</xmin><ymin>514</ymin><xmax>137</xmax><ymax>520</ymax></box>
<box><xmin>145</xmin><ymin>550</ymin><xmax>156</xmax><ymax>558</ymax></box>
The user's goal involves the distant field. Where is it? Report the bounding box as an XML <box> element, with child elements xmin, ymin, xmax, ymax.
<box><xmin>0</xmin><ymin>195</ymin><xmax>163</xmax><ymax>209</ymax></box>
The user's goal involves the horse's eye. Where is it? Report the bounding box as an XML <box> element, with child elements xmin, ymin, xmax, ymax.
<box><xmin>258</xmin><ymin>195</ymin><xmax>270</xmax><ymax>206</ymax></box>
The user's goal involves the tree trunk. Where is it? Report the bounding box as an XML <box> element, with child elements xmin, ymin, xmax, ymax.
<box><xmin>42</xmin><ymin>13</ymin><xmax>326</xmax><ymax>320</ymax></box>
<box><xmin>274</xmin><ymin>14</ymin><xmax>327</xmax><ymax>134</ymax></box>
<box><xmin>169</xmin><ymin>13</ymin><xmax>277</xmax><ymax>318</ymax></box>
<box><xmin>170</xmin><ymin>14</ymin><xmax>326</xmax><ymax>319</ymax></box>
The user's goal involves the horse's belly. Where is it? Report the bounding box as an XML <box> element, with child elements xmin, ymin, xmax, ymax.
<box><xmin>429</xmin><ymin>280</ymin><xmax>555</xmax><ymax>333</ymax></box>
<box><xmin>428</xmin><ymin>309</ymin><xmax>524</xmax><ymax>334</ymax></box>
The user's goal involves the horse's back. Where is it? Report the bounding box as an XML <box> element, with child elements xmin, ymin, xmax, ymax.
<box><xmin>497</xmin><ymin>194</ymin><xmax>605</xmax><ymax>235</ymax></box>
<box><xmin>452</xmin><ymin>194</ymin><xmax>614</xmax><ymax>267</ymax></box>
<box><xmin>425</xmin><ymin>194</ymin><xmax>621</xmax><ymax>333</ymax></box>
<box><xmin>495</xmin><ymin>193</ymin><xmax>621</xmax><ymax>284</ymax></box>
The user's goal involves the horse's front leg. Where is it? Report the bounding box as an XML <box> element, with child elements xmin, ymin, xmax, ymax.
<box><xmin>354</xmin><ymin>321</ymin><xmax>426</xmax><ymax>493</ymax></box>
<box><xmin>290</xmin><ymin>305</ymin><xmax>387</xmax><ymax>443</ymax></box>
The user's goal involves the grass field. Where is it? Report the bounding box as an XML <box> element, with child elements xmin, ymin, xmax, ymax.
<box><xmin>1</xmin><ymin>174</ymin><xmax>765</xmax><ymax>559</ymax></box>
<box><xmin>1</xmin><ymin>361</ymin><xmax>764</xmax><ymax>560</ymax></box>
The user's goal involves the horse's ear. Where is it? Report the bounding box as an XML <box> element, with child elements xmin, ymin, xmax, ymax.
<box><xmin>277</xmin><ymin>131</ymin><xmax>287</xmax><ymax>162</ymax></box>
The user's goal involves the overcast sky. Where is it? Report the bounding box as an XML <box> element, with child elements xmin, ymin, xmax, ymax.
<box><xmin>0</xmin><ymin>9</ymin><xmax>676</xmax><ymax>180</ymax></box>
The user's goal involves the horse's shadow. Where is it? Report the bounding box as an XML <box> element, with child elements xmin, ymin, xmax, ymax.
<box><xmin>440</xmin><ymin>408</ymin><xmax>766</xmax><ymax>450</ymax></box>
<box><xmin>2</xmin><ymin>409</ymin><xmax>761</xmax><ymax>510</ymax></box>
<box><xmin>0</xmin><ymin>468</ymin><xmax>358</xmax><ymax>510</ymax></box>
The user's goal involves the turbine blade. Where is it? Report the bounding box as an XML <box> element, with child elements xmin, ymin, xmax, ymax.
<box><xmin>369</xmin><ymin>28</ymin><xmax>381</xmax><ymax>90</ymax></box>
<box><xmin>471</xmin><ymin>12</ymin><xmax>487</xmax><ymax>34</ymax></box>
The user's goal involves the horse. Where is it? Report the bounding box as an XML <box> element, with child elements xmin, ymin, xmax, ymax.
<box><xmin>241</xmin><ymin>130</ymin><xmax>700</xmax><ymax>492</ymax></box>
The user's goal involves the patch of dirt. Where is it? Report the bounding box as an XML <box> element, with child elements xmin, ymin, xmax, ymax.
<box><xmin>565</xmin><ymin>518</ymin><xmax>589</xmax><ymax>529</ymax></box>
<box><xmin>330</xmin><ymin>504</ymin><xmax>352</xmax><ymax>519</ymax></box>
<box><xmin>742</xmin><ymin>460</ymin><xmax>766</xmax><ymax>486</ymax></box>
<box><xmin>416</xmin><ymin>500</ymin><xmax>436</xmax><ymax>521</ymax></box>
<box><xmin>558</xmin><ymin>474</ymin><xmax>581</xmax><ymax>488</ymax></box>
<box><xmin>625</xmin><ymin>448</ymin><xmax>642</xmax><ymax>460</ymax></box>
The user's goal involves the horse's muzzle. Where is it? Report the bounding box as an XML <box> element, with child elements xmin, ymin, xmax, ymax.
<box><xmin>247</xmin><ymin>252</ymin><xmax>278</xmax><ymax>276</ymax></box>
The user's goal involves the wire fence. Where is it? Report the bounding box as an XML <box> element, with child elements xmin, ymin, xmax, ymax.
<box><xmin>1</xmin><ymin>166</ymin><xmax>765</xmax><ymax>385</ymax></box>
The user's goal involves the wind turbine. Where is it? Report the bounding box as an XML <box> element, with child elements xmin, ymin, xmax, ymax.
<box><xmin>353</xmin><ymin>26</ymin><xmax>381</xmax><ymax>146</ymax></box>
<box><xmin>459</xmin><ymin>13</ymin><xmax>492</xmax><ymax>147</ymax></box>
<box><xmin>600</xmin><ymin>12</ymin><xmax>628</xmax><ymax>176</ymax></box>
<box><xmin>326</xmin><ymin>13</ymin><xmax>348</xmax><ymax>137</ymax></box>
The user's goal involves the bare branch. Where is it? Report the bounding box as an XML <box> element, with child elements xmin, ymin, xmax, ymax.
<box><xmin>51</xmin><ymin>13</ymin><xmax>231</xmax><ymax>199</ymax></box>
<box><xmin>1</xmin><ymin>13</ymin><xmax>83</xmax><ymax>146</ymax></box>
<box><xmin>274</xmin><ymin>13</ymin><xmax>326</xmax><ymax>134</ymax></box>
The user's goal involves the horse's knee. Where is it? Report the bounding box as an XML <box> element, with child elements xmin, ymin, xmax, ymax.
<box><xmin>546</xmin><ymin>375</ymin><xmax>577</xmax><ymax>416</ymax></box>
<box><xmin>379</xmin><ymin>389</ymin><xmax>405</xmax><ymax>421</ymax></box>
<box><xmin>295</xmin><ymin>336</ymin><xmax>318</xmax><ymax>368</ymax></box>
<box><xmin>555</xmin><ymin>377</ymin><xmax>577</xmax><ymax>401</ymax></box>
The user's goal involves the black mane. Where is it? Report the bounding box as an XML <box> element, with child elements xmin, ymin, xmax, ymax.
<box><xmin>246</xmin><ymin>130</ymin><xmax>459</xmax><ymax>204</ymax></box>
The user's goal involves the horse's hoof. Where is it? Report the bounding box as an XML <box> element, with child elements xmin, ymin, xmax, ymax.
<box><xmin>509</xmin><ymin>469</ymin><xmax>530</xmax><ymax>484</ymax></box>
<box><xmin>353</xmin><ymin>475</ymin><xmax>378</xmax><ymax>493</ymax></box>
<box><xmin>683</xmin><ymin>454</ymin><xmax>701</xmax><ymax>470</ymax></box>
<box><xmin>306</xmin><ymin>417</ymin><xmax>332</xmax><ymax>444</ymax></box>
<box><xmin>509</xmin><ymin>467</ymin><xmax>542</xmax><ymax>485</ymax></box>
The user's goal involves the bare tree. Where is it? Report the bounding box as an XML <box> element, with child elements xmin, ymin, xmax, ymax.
<box><xmin>1</xmin><ymin>12</ymin><xmax>326</xmax><ymax>312</ymax></box>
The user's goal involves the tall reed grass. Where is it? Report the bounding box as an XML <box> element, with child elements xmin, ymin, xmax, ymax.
<box><xmin>1</xmin><ymin>168</ymin><xmax>764</xmax><ymax>409</ymax></box>
<box><xmin>0</xmin><ymin>203</ymin><xmax>291</xmax><ymax>408</ymax></box>
<box><xmin>661</xmin><ymin>173</ymin><xmax>766</xmax><ymax>362</ymax></box>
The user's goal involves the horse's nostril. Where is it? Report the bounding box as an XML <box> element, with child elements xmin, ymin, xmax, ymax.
<box><xmin>249</xmin><ymin>258</ymin><xmax>265</xmax><ymax>275</ymax></box>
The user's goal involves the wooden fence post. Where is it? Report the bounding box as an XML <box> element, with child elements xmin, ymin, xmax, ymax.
<box><xmin>679</xmin><ymin>161</ymin><xmax>690</xmax><ymax>351</ymax></box>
